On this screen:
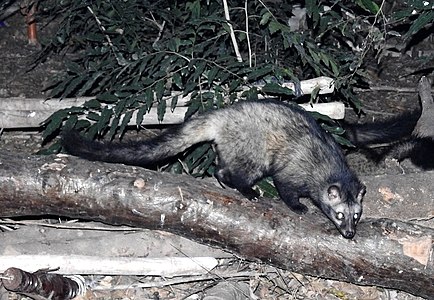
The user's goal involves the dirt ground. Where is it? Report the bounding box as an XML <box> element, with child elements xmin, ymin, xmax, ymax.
<box><xmin>0</xmin><ymin>11</ymin><xmax>433</xmax><ymax>300</ymax></box>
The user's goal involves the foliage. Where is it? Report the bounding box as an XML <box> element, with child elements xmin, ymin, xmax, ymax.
<box><xmin>30</xmin><ymin>0</ymin><xmax>433</xmax><ymax>176</ymax></box>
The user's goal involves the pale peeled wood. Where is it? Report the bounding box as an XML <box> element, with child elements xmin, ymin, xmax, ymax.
<box><xmin>0</xmin><ymin>255</ymin><xmax>218</xmax><ymax>276</ymax></box>
<box><xmin>0</xmin><ymin>101</ymin><xmax>188</xmax><ymax>128</ymax></box>
<box><xmin>0</xmin><ymin>76</ymin><xmax>341</xmax><ymax>128</ymax></box>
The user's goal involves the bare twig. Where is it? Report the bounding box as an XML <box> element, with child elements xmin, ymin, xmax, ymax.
<box><xmin>92</xmin><ymin>271</ymin><xmax>268</xmax><ymax>290</ymax></box>
<box><xmin>146</xmin><ymin>11</ymin><xmax>166</xmax><ymax>48</ymax></box>
<box><xmin>354</xmin><ymin>86</ymin><xmax>423</xmax><ymax>93</ymax></box>
<box><xmin>222</xmin><ymin>0</ymin><xmax>243</xmax><ymax>62</ymax></box>
<box><xmin>0</xmin><ymin>219</ymin><xmax>143</xmax><ymax>232</ymax></box>
<box><xmin>245</xmin><ymin>0</ymin><xmax>252</xmax><ymax>67</ymax></box>
<box><xmin>87</xmin><ymin>6</ymin><xmax>126</xmax><ymax>66</ymax></box>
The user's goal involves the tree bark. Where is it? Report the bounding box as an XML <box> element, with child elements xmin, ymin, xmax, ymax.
<box><xmin>0</xmin><ymin>150</ymin><xmax>433</xmax><ymax>298</ymax></box>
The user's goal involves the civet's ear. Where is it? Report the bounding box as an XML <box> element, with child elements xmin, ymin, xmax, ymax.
<box><xmin>357</xmin><ymin>185</ymin><xmax>366</xmax><ymax>202</ymax></box>
<box><xmin>327</xmin><ymin>185</ymin><xmax>341</xmax><ymax>203</ymax></box>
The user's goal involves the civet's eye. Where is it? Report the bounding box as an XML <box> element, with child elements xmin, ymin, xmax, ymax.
<box><xmin>353</xmin><ymin>213</ymin><xmax>359</xmax><ymax>220</ymax></box>
<box><xmin>336</xmin><ymin>212</ymin><xmax>344</xmax><ymax>220</ymax></box>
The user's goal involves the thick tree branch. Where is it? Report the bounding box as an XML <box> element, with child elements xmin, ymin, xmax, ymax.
<box><xmin>0</xmin><ymin>150</ymin><xmax>433</xmax><ymax>298</ymax></box>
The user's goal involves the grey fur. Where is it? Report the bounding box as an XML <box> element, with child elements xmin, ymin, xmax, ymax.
<box><xmin>62</xmin><ymin>100</ymin><xmax>365</xmax><ymax>238</ymax></box>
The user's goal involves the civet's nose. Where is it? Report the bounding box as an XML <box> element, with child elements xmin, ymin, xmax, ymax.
<box><xmin>343</xmin><ymin>230</ymin><xmax>355</xmax><ymax>239</ymax></box>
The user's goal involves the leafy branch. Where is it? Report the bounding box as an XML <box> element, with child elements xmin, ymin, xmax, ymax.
<box><xmin>29</xmin><ymin>0</ymin><xmax>433</xmax><ymax>176</ymax></box>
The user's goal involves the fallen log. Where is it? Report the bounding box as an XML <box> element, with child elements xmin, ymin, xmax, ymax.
<box><xmin>0</xmin><ymin>76</ymin><xmax>341</xmax><ymax>129</ymax></box>
<box><xmin>0</xmin><ymin>150</ymin><xmax>433</xmax><ymax>298</ymax></box>
<box><xmin>0</xmin><ymin>255</ymin><xmax>218</xmax><ymax>277</ymax></box>
<box><xmin>0</xmin><ymin>98</ymin><xmax>343</xmax><ymax>128</ymax></box>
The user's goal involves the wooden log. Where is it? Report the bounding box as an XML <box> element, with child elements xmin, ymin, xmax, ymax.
<box><xmin>0</xmin><ymin>255</ymin><xmax>218</xmax><ymax>276</ymax></box>
<box><xmin>0</xmin><ymin>150</ymin><xmax>432</xmax><ymax>298</ymax></box>
<box><xmin>0</xmin><ymin>99</ymin><xmax>344</xmax><ymax>128</ymax></box>
<box><xmin>0</xmin><ymin>99</ymin><xmax>188</xmax><ymax>128</ymax></box>
<box><xmin>0</xmin><ymin>221</ymin><xmax>231</xmax><ymax>259</ymax></box>
<box><xmin>0</xmin><ymin>76</ymin><xmax>342</xmax><ymax>128</ymax></box>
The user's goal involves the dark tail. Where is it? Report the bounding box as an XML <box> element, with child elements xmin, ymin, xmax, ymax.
<box><xmin>61</xmin><ymin>118</ymin><xmax>215</xmax><ymax>167</ymax></box>
<box><xmin>343</xmin><ymin>110</ymin><xmax>420</xmax><ymax>146</ymax></box>
<box><xmin>61</xmin><ymin>130</ymin><xmax>158</xmax><ymax>166</ymax></box>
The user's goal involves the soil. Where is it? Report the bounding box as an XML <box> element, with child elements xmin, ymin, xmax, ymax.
<box><xmin>0</xmin><ymin>11</ymin><xmax>433</xmax><ymax>300</ymax></box>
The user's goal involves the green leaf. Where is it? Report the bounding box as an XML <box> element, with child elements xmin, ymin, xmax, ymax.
<box><xmin>185</xmin><ymin>97</ymin><xmax>201</xmax><ymax>119</ymax></box>
<box><xmin>157</xmin><ymin>99</ymin><xmax>167</xmax><ymax>122</ymax></box>
<box><xmin>119</xmin><ymin>110</ymin><xmax>133</xmax><ymax>136</ymax></box>
<box><xmin>83</xmin><ymin>98</ymin><xmax>101</xmax><ymax>109</ymax></box>
<box><xmin>144</xmin><ymin>88</ymin><xmax>154</xmax><ymax>111</ymax></box>
<box><xmin>310</xmin><ymin>86</ymin><xmax>321</xmax><ymax>102</ymax></box>
<box><xmin>329</xmin><ymin>59</ymin><xmax>339</xmax><ymax>76</ymax></box>
<box><xmin>256</xmin><ymin>178</ymin><xmax>278</xmax><ymax>198</ymax></box>
<box><xmin>65</xmin><ymin>60</ymin><xmax>83</xmax><ymax>75</ymax></box>
<box><xmin>63</xmin><ymin>75</ymin><xmax>85</xmax><ymax>97</ymax></box>
<box><xmin>171</xmin><ymin>95</ymin><xmax>179</xmax><ymax>112</ymax></box>
<box><xmin>168</xmin><ymin>37</ymin><xmax>181</xmax><ymax>52</ymax></box>
<box><xmin>260</xmin><ymin>12</ymin><xmax>272</xmax><ymax>25</ymax></box>
<box><xmin>186</xmin><ymin>0</ymin><xmax>201</xmax><ymax>19</ymax></box>
<box><xmin>167</xmin><ymin>161</ymin><xmax>183</xmax><ymax>174</ymax></box>
<box><xmin>86</xmin><ymin>33</ymin><xmax>105</xmax><ymax>42</ymax></box>
<box><xmin>404</xmin><ymin>10</ymin><xmax>434</xmax><ymax>39</ymax></box>
<box><xmin>191</xmin><ymin>60</ymin><xmax>207</xmax><ymax>81</ymax></box>
<box><xmin>86</xmin><ymin>124</ymin><xmax>99</xmax><ymax>140</ymax></box>
<box><xmin>247</xmin><ymin>66</ymin><xmax>273</xmax><ymax>82</ymax></box>
<box><xmin>62</xmin><ymin>114</ymin><xmax>78</xmax><ymax>131</ymax></box>
<box><xmin>196</xmin><ymin>148</ymin><xmax>217</xmax><ymax>176</ymax></box>
<box><xmin>107</xmin><ymin>117</ymin><xmax>119</xmax><ymax>140</ymax></box>
<box><xmin>75</xmin><ymin>119</ymin><xmax>91</xmax><ymax>130</ymax></box>
<box><xmin>87</xmin><ymin>112</ymin><xmax>100</xmax><ymax>121</ymax></box>
<box><xmin>155</xmin><ymin>80</ymin><xmax>165</xmax><ymax>101</ymax></box>
<box><xmin>322</xmin><ymin>124</ymin><xmax>345</xmax><ymax>135</ymax></box>
<box><xmin>78</xmin><ymin>71</ymin><xmax>104</xmax><ymax>96</ymax></box>
<box><xmin>356</xmin><ymin>0</ymin><xmax>379</xmax><ymax>14</ymax></box>
<box><xmin>261</xmin><ymin>83</ymin><xmax>294</xmax><ymax>96</ymax></box>
<box><xmin>243</xmin><ymin>87</ymin><xmax>259</xmax><ymax>101</ymax></box>
<box><xmin>229</xmin><ymin>79</ymin><xmax>240</xmax><ymax>92</ymax></box>
<box><xmin>138</xmin><ymin>56</ymin><xmax>150</xmax><ymax>74</ymax></box>
<box><xmin>184</xmin><ymin>81</ymin><xmax>198</xmax><ymax>96</ymax></box>
<box><xmin>207</xmin><ymin>66</ymin><xmax>219</xmax><ymax>87</ymax></box>
<box><xmin>97</xmin><ymin>93</ymin><xmax>118</xmax><ymax>103</ymax></box>
<box><xmin>149</xmin><ymin>52</ymin><xmax>166</xmax><ymax>71</ymax></box>
<box><xmin>305</xmin><ymin>0</ymin><xmax>319</xmax><ymax>27</ymax></box>
<box><xmin>42</xmin><ymin>110</ymin><xmax>68</xmax><ymax>139</ymax></box>
<box><xmin>114</xmin><ymin>99</ymin><xmax>127</xmax><ymax>116</ymax></box>
<box><xmin>309</xmin><ymin>111</ymin><xmax>333</xmax><ymax>122</ymax></box>
<box><xmin>221</xmin><ymin>22</ymin><xmax>231</xmax><ymax>34</ymax></box>
<box><xmin>136</xmin><ymin>105</ymin><xmax>148</xmax><ymax>127</ymax></box>
<box><xmin>173</xmin><ymin>72</ymin><xmax>183</xmax><ymax>89</ymax></box>
<box><xmin>268</xmin><ymin>20</ymin><xmax>282</xmax><ymax>35</ymax></box>
<box><xmin>188</xmin><ymin>143</ymin><xmax>213</xmax><ymax>170</ymax></box>
<box><xmin>48</xmin><ymin>78</ymin><xmax>71</xmax><ymax>98</ymax></box>
<box><xmin>38</xmin><ymin>140</ymin><xmax>62</xmax><ymax>155</ymax></box>
<box><xmin>96</xmin><ymin>107</ymin><xmax>113</xmax><ymax>133</ymax></box>
<box><xmin>332</xmin><ymin>133</ymin><xmax>355</xmax><ymax>147</ymax></box>
<box><xmin>218</xmin><ymin>71</ymin><xmax>231</xmax><ymax>84</ymax></box>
